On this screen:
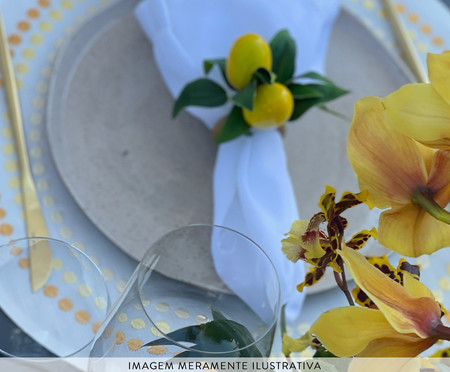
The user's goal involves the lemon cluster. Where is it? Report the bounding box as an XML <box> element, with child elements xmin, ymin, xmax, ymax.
<box><xmin>226</xmin><ymin>34</ymin><xmax>294</xmax><ymax>130</ymax></box>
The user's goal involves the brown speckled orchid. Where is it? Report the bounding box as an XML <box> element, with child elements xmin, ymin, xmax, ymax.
<box><xmin>310</xmin><ymin>245</ymin><xmax>450</xmax><ymax>357</ymax></box>
<box><xmin>282</xmin><ymin>186</ymin><xmax>376</xmax><ymax>293</ymax></box>
<box><xmin>383</xmin><ymin>52</ymin><xmax>450</xmax><ymax>150</ymax></box>
<box><xmin>347</xmin><ymin>96</ymin><xmax>450</xmax><ymax>257</ymax></box>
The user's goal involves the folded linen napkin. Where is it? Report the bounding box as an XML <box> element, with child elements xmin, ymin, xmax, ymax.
<box><xmin>135</xmin><ymin>0</ymin><xmax>340</xmax><ymax>320</ymax></box>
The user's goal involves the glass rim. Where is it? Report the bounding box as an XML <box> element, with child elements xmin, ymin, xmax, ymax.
<box><xmin>136</xmin><ymin>223</ymin><xmax>281</xmax><ymax>355</ymax></box>
<box><xmin>0</xmin><ymin>236</ymin><xmax>111</xmax><ymax>358</ymax></box>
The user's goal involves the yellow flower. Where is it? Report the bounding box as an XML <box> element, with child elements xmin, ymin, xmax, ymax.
<box><xmin>310</xmin><ymin>246</ymin><xmax>446</xmax><ymax>357</ymax></box>
<box><xmin>348</xmin><ymin>357</ymin><xmax>439</xmax><ymax>372</ymax></box>
<box><xmin>383</xmin><ymin>52</ymin><xmax>450</xmax><ymax>150</ymax></box>
<box><xmin>347</xmin><ymin>96</ymin><xmax>450</xmax><ymax>256</ymax></box>
<box><xmin>282</xmin><ymin>220</ymin><xmax>326</xmax><ymax>261</ymax></box>
<box><xmin>281</xmin><ymin>332</ymin><xmax>313</xmax><ymax>356</ymax></box>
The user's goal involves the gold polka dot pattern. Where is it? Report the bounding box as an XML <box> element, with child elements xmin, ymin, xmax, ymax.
<box><xmin>115</xmin><ymin>331</ymin><xmax>126</xmax><ymax>345</ymax></box>
<box><xmin>130</xmin><ymin>318</ymin><xmax>146</xmax><ymax>330</ymax></box>
<box><xmin>58</xmin><ymin>298</ymin><xmax>73</xmax><ymax>311</ymax></box>
<box><xmin>9</xmin><ymin>246</ymin><xmax>23</xmax><ymax>256</ymax></box>
<box><xmin>43</xmin><ymin>285</ymin><xmax>58</xmax><ymax>298</ymax></box>
<box><xmin>174</xmin><ymin>307</ymin><xmax>190</xmax><ymax>319</ymax></box>
<box><xmin>18</xmin><ymin>257</ymin><xmax>30</xmax><ymax>269</ymax></box>
<box><xmin>63</xmin><ymin>271</ymin><xmax>77</xmax><ymax>284</ymax></box>
<box><xmin>147</xmin><ymin>345</ymin><xmax>167</xmax><ymax>355</ymax></box>
<box><xmin>75</xmin><ymin>310</ymin><xmax>91</xmax><ymax>324</ymax></box>
<box><xmin>117</xmin><ymin>313</ymin><xmax>128</xmax><ymax>323</ymax></box>
<box><xmin>154</xmin><ymin>302</ymin><xmax>169</xmax><ymax>312</ymax></box>
<box><xmin>78</xmin><ymin>284</ymin><xmax>93</xmax><ymax>297</ymax></box>
<box><xmin>92</xmin><ymin>321</ymin><xmax>102</xmax><ymax>334</ymax></box>
<box><xmin>127</xmin><ymin>339</ymin><xmax>143</xmax><ymax>351</ymax></box>
<box><xmin>195</xmin><ymin>314</ymin><xmax>209</xmax><ymax>324</ymax></box>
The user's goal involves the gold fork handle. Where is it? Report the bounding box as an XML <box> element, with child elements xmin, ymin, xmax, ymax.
<box><xmin>0</xmin><ymin>14</ymin><xmax>51</xmax><ymax>292</ymax></box>
<box><xmin>0</xmin><ymin>14</ymin><xmax>31</xmax><ymax>172</ymax></box>
<box><xmin>382</xmin><ymin>0</ymin><xmax>429</xmax><ymax>83</ymax></box>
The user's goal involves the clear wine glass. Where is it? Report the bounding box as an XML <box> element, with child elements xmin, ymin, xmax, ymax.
<box><xmin>89</xmin><ymin>224</ymin><xmax>280</xmax><ymax>368</ymax></box>
<box><xmin>0</xmin><ymin>237</ymin><xmax>110</xmax><ymax>358</ymax></box>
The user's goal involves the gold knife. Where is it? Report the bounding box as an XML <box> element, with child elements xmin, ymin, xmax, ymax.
<box><xmin>0</xmin><ymin>14</ymin><xmax>52</xmax><ymax>292</ymax></box>
<box><xmin>382</xmin><ymin>0</ymin><xmax>429</xmax><ymax>83</ymax></box>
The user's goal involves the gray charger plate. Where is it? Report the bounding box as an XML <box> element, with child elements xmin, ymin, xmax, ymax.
<box><xmin>47</xmin><ymin>0</ymin><xmax>412</xmax><ymax>294</ymax></box>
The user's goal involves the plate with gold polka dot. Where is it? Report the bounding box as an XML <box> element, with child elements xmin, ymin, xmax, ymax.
<box><xmin>46</xmin><ymin>0</ymin><xmax>413</xmax><ymax>293</ymax></box>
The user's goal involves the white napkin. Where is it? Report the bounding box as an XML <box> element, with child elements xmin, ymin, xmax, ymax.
<box><xmin>135</xmin><ymin>0</ymin><xmax>340</xmax><ymax>320</ymax></box>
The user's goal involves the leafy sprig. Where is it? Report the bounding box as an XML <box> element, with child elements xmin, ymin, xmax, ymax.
<box><xmin>144</xmin><ymin>307</ymin><xmax>263</xmax><ymax>357</ymax></box>
<box><xmin>173</xmin><ymin>30</ymin><xmax>349</xmax><ymax>143</ymax></box>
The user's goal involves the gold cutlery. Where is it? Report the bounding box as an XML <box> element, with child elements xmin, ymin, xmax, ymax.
<box><xmin>0</xmin><ymin>14</ymin><xmax>52</xmax><ymax>292</ymax></box>
<box><xmin>382</xmin><ymin>0</ymin><xmax>429</xmax><ymax>83</ymax></box>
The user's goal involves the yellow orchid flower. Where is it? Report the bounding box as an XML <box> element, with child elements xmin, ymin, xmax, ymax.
<box><xmin>348</xmin><ymin>357</ymin><xmax>439</xmax><ymax>372</ymax></box>
<box><xmin>347</xmin><ymin>96</ymin><xmax>450</xmax><ymax>256</ymax></box>
<box><xmin>281</xmin><ymin>332</ymin><xmax>313</xmax><ymax>356</ymax></box>
<box><xmin>383</xmin><ymin>52</ymin><xmax>450</xmax><ymax>150</ymax></box>
<box><xmin>310</xmin><ymin>246</ymin><xmax>449</xmax><ymax>357</ymax></box>
<box><xmin>282</xmin><ymin>219</ymin><xmax>326</xmax><ymax>261</ymax></box>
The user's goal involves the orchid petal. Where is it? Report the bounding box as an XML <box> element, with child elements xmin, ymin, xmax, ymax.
<box><xmin>310</xmin><ymin>307</ymin><xmax>404</xmax><ymax>357</ymax></box>
<box><xmin>297</xmin><ymin>266</ymin><xmax>326</xmax><ymax>292</ymax></box>
<box><xmin>416</xmin><ymin>142</ymin><xmax>436</xmax><ymax>173</ymax></box>
<box><xmin>282</xmin><ymin>220</ymin><xmax>326</xmax><ymax>261</ymax></box>
<box><xmin>384</xmin><ymin>84</ymin><xmax>450</xmax><ymax>150</ymax></box>
<box><xmin>347</xmin><ymin>97</ymin><xmax>428</xmax><ymax>207</ymax></box>
<box><xmin>378</xmin><ymin>204</ymin><xmax>450</xmax><ymax>256</ymax></box>
<box><xmin>402</xmin><ymin>272</ymin><xmax>434</xmax><ymax>300</ymax></box>
<box><xmin>339</xmin><ymin>245</ymin><xmax>442</xmax><ymax>337</ymax></box>
<box><xmin>428</xmin><ymin>52</ymin><xmax>450</xmax><ymax>107</ymax></box>
<box><xmin>427</xmin><ymin>150</ymin><xmax>450</xmax><ymax>206</ymax></box>
<box><xmin>282</xmin><ymin>332</ymin><xmax>312</xmax><ymax>356</ymax></box>
<box><xmin>348</xmin><ymin>357</ymin><xmax>421</xmax><ymax>372</ymax></box>
<box><xmin>358</xmin><ymin>336</ymin><xmax>436</xmax><ymax>357</ymax></box>
<box><xmin>281</xmin><ymin>235</ymin><xmax>303</xmax><ymax>263</ymax></box>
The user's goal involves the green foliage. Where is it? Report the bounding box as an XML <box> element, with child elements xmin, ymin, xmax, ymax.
<box><xmin>172</xmin><ymin>78</ymin><xmax>227</xmax><ymax>118</ymax></box>
<box><xmin>173</xmin><ymin>31</ymin><xmax>349</xmax><ymax>143</ymax></box>
<box><xmin>270</xmin><ymin>29</ymin><xmax>296</xmax><ymax>84</ymax></box>
<box><xmin>289</xmin><ymin>73</ymin><xmax>349</xmax><ymax>121</ymax></box>
<box><xmin>313</xmin><ymin>345</ymin><xmax>337</xmax><ymax>358</ymax></box>
<box><xmin>144</xmin><ymin>307</ymin><xmax>262</xmax><ymax>357</ymax></box>
<box><xmin>232</xmin><ymin>80</ymin><xmax>256</xmax><ymax>110</ymax></box>
<box><xmin>216</xmin><ymin>106</ymin><xmax>251</xmax><ymax>144</ymax></box>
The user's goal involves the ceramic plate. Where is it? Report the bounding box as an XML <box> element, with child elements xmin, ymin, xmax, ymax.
<box><xmin>47</xmin><ymin>0</ymin><xmax>412</xmax><ymax>294</ymax></box>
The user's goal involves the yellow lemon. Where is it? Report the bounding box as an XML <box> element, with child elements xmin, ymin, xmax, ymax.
<box><xmin>226</xmin><ymin>33</ymin><xmax>272</xmax><ymax>90</ymax></box>
<box><xmin>243</xmin><ymin>83</ymin><xmax>294</xmax><ymax>129</ymax></box>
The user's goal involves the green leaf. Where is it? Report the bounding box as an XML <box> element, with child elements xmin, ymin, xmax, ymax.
<box><xmin>203</xmin><ymin>58</ymin><xmax>226</xmax><ymax>75</ymax></box>
<box><xmin>313</xmin><ymin>345</ymin><xmax>337</xmax><ymax>358</ymax></box>
<box><xmin>172</xmin><ymin>78</ymin><xmax>228</xmax><ymax>118</ymax></box>
<box><xmin>211</xmin><ymin>306</ymin><xmax>227</xmax><ymax>321</ymax></box>
<box><xmin>143</xmin><ymin>325</ymin><xmax>202</xmax><ymax>347</ymax></box>
<box><xmin>288</xmin><ymin>84</ymin><xmax>324</xmax><ymax>100</ymax></box>
<box><xmin>232</xmin><ymin>80</ymin><xmax>256</xmax><ymax>110</ymax></box>
<box><xmin>318</xmin><ymin>105</ymin><xmax>351</xmax><ymax>122</ymax></box>
<box><xmin>200</xmin><ymin>319</ymin><xmax>262</xmax><ymax>357</ymax></box>
<box><xmin>216</xmin><ymin>106</ymin><xmax>251</xmax><ymax>144</ymax></box>
<box><xmin>288</xmin><ymin>82</ymin><xmax>349</xmax><ymax>121</ymax></box>
<box><xmin>203</xmin><ymin>58</ymin><xmax>234</xmax><ymax>90</ymax></box>
<box><xmin>253</xmin><ymin>67</ymin><xmax>277</xmax><ymax>85</ymax></box>
<box><xmin>144</xmin><ymin>318</ymin><xmax>262</xmax><ymax>357</ymax></box>
<box><xmin>297</xmin><ymin>71</ymin><xmax>340</xmax><ymax>86</ymax></box>
<box><xmin>270</xmin><ymin>29</ymin><xmax>296</xmax><ymax>84</ymax></box>
<box><xmin>280</xmin><ymin>304</ymin><xmax>287</xmax><ymax>336</ymax></box>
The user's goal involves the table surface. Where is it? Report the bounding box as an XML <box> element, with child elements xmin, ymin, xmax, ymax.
<box><xmin>0</xmin><ymin>0</ymin><xmax>448</xmax><ymax>359</ymax></box>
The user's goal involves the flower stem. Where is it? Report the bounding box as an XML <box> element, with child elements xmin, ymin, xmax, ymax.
<box><xmin>333</xmin><ymin>257</ymin><xmax>355</xmax><ymax>306</ymax></box>
<box><xmin>432</xmin><ymin>323</ymin><xmax>450</xmax><ymax>341</ymax></box>
<box><xmin>411</xmin><ymin>188</ymin><xmax>450</xmax><ymax>224</ymax></box>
